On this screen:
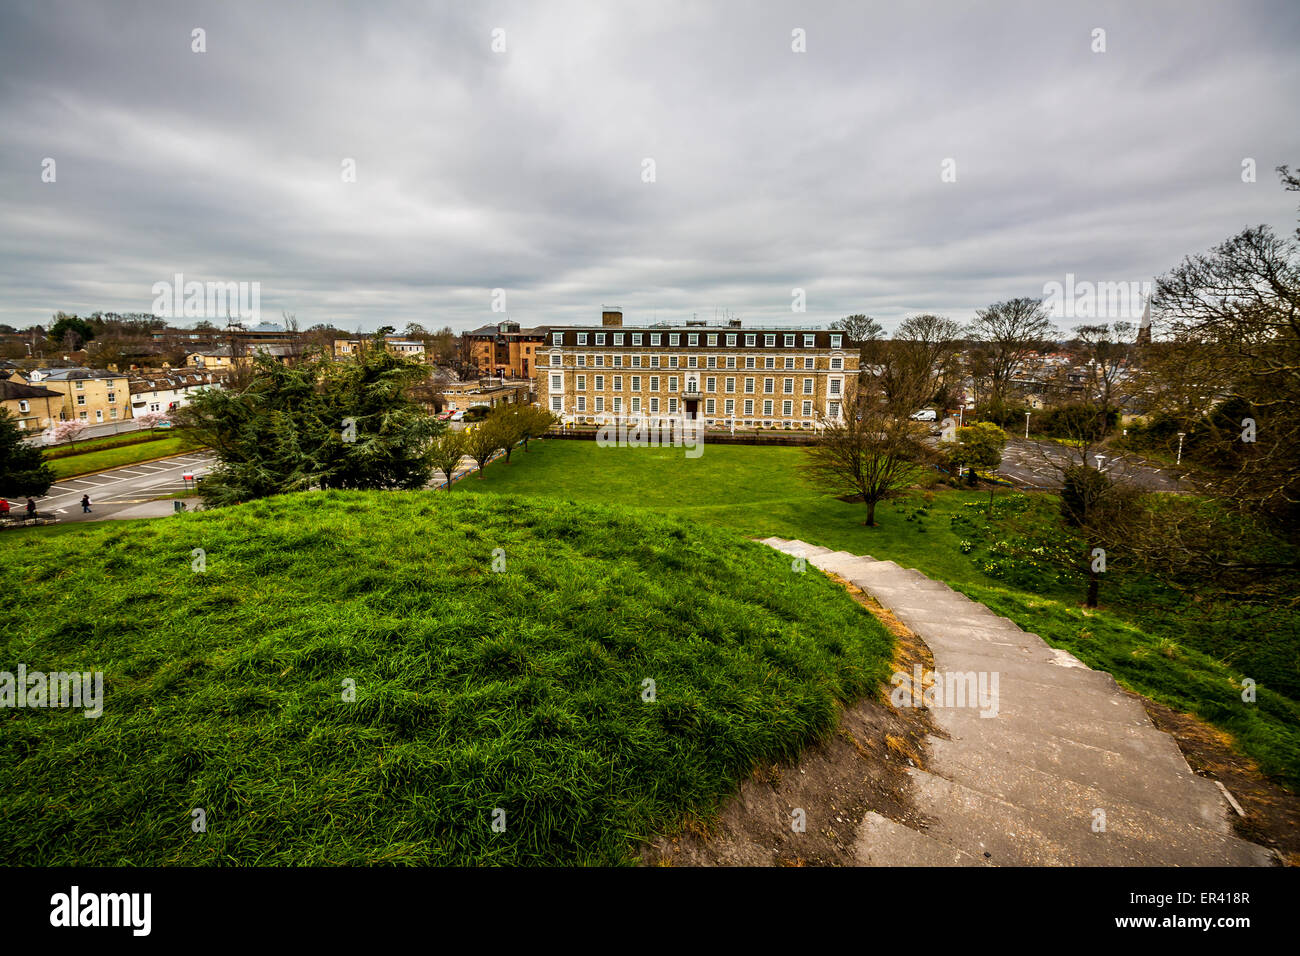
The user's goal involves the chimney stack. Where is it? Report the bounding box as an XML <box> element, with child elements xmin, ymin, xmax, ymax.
<box><xmin>602</xmin><ymin>309</ymin><xmax>623</xmax><ymax>327</ymax></box>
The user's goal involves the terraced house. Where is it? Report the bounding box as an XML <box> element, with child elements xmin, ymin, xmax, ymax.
<box><xmin>23</xmin><ymin>367</ymin><xmax>131</xmax><ymax>424</ymax></box>
<box><xmin>537</xmin><ymin>310</ymin><xmax>856</xmax><ymax>428</ymax></box>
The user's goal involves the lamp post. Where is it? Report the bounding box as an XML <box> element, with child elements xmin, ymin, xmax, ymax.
<box><xmin>1094</xmin><ymin>454</ymin><xmax>1107</xmax><ymax>472</ymax></box>
<box><xmin>1176</xmin><ymin>432</ymin><xmax>1186</xmax><ymax>466</ymax></box>
<box><xmin>1024</xmin><ymin>411</ymin><xmax>1031</xmax><ymax>439</ymax></box>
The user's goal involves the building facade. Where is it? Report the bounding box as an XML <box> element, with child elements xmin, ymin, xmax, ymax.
<box><xmin>464</xmin><ymin>321</ymin><xmax>547</xmax><ymax>379</ymax></box>
<box><xmin>535</xmin><ymin>312</ymin><xmax>857</xmax><ymax>428</ymax></box>
<box><xmin>0</xmin><ymin>379</ymin><xmax>62</xmax><ymax>431</ymax></box>
<box><xmin>129</xmin><ymin>371</ymin><xmax>224</xmax><ymax>417</ymax></box>
<box><xmin>333</xmin><ymin>337</ymin><xmax>427</xmax><ymax>361</ymax></box>
<box><xmin>24</xmin><ymin>367</ymin><xmax>132</xmax><ymax>424</ymax></box>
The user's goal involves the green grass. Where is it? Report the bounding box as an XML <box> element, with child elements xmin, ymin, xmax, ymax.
<box><xmin>459</xmin><ymin>440</ymin><xmax>1300</xmax><ymax>788</ymax></box>
<box><xmin>0</xmin><ymin>490</ymin><xmax>893</xmax><ymax>865</ymax></box>
<box><xmin>46</xmin><ymin>431</ymin><xmax>205</xmax><ymax>479</ymax></box>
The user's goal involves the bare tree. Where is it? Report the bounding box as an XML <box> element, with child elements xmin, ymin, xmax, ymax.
<box><xmin>968</xmin><ymin>297</ymin><xmax>1056</xmax><ymax>409</ymax></box>
<box><xmin>802</xmin><ymin>380</ymin><xmax>934</xmax><ymax>526</ymax></box>
<box><xmin>879</xmin><ymin>313</ymin><xmax>964</xmax><ymax>416</ymax></box>
<box><xmin>1072</xmin><ymin>321</ymin><xmax>1136</xmax><ymax>415</ymax></box>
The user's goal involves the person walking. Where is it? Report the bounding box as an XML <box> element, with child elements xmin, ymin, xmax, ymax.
<box><xmin>81</xmin><ymin>494</ymin><xmax>92</xmax><ymax>514</ymax></box>
<box><xmin>25</xmin><ymin>497</ymin><xmax>37</xmax><ymax>518</ymax></box>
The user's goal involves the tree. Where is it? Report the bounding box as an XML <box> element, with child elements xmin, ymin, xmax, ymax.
<box><xmin>462</xmin><ymin>419</ymin><xmax>505</xmax><ymax>477</ymax></box>
<box><xmin>1057</xmin><ymin>463</ymin><xmax>1141</xmax><ymax>608</ymax></box>
<box><xmin>48</xmin><ymin>314</ymin><xmax>95</xmax><ymax>351</ymax></box>
<box><xmin>802</xmin><ymin>381</ymin><xmax>933</xmax><ymax>526</ymax></box>
<box><xmin>0</xmin><ymin>409</ymin><xmax>55</xmax><ymax>498</ymax></box>
<box><xmin>1072</xmin><ymin>321</ymin><xmax>1136</xmax><ymax>415</ymax></box>
<box><xmin>517</xmin><ymin>404</ymin><xmax>557</xmax><ymax>451</ymax></box>
<box><xmin>879</xmin><ymin>313</ymin><xmax>964</xmax><ymax>416</ymax></box>
<box><xmin>428</xmin><ymin>429</ymin><xmax>467</xmax><ymax>491</ymax></box>
<box><xmin>487</xmin><ymin>406</ymin><xmax>528</xmax><ymax>463</ymax></box>
<box><xmin>948</xmin><ymin>421</ymin><xmax>1006</xmax><ymax>473</ymax></box>
<box><xmin>968</xmin><ymin>298</ymin><xmax>1055</xmax><ymax>409</ymax></box>
<box><xmin>135</xmin><ymin>410</ymin><xmax>169</xmax><ymax>432</ymax></box>
<box><xmin>49</xmin><ymin>419</ymin><xmax>88</xmax><ymax>448</ymax></box>
<box><xmin>830</xmin><ymin>314</ymin><xmax>884</xmax><ymax>344</ymax></box>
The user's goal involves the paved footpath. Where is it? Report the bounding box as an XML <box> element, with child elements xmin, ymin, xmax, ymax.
<box><xmin>763</xmin><ymin>537</ymin><xmax>1275</xmax><ymax>866</ymax></box>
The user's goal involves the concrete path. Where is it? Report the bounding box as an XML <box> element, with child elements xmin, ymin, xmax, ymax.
<box><xmin>763</xmin><ymin>537</ymin><xmax>1274</xmax><ymax>866</ymax></box>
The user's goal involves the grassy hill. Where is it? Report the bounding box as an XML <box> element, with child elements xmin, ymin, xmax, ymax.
<box><xmin>0</xmin><ymin>491</ymin><xmax>893</xmax><ymax>865</ymax></box>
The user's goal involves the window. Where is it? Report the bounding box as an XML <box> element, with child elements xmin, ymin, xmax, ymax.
<box><xmin>784</xmin><ymin>334</ymin><xmax>795</xmax><ymax>346</ymax></box>
<box><xmin>670</xmin><ymin>356</ymin><xmax>679</xmax><ymax>369</ymax></box>
<box><xmin>76</xmin><ymin>395</ymin><xmax>86</xmax><ymax>406</ymax></box>
<box><xmin>706</xmin><ymin>356</ymin><xmax>716</xmax><ymax>368</ymax></box>
<box><xmin>803</xmin><ymin>334</ymin><xmax>815</xmax><ymax>347</ymax></box>
<box><xmin>688</xmin><ymin>333</ymin><xmax>698</xmax><ymax>346</ymax></box>
<box><xmin>726</xmin><ymin>334</ymin><xmax>737</xmax><ymax>346</ymax></box>
<box><xmin>669</xmin><ymin>377</ymin><xmax>678</xmax><ymax>391</ymax></box>
<box><xmin>78</xmin><ymin>410</ymin><xmax>87</xmax><ymax>420</ymax></box>
<box><xmin>551</xmin><ymin>374</ymin><xmax>562</xmax><ymax>390</ymax></box>
<box><xmin>651</xmin><ymin>356</ymin><xmax>660</xmax><ymax>369</ymax></box>
<box><xmin>802</xmin><ymin>400</ymin><xmax>813</xmax><ymax>417</ymax></box>
<box><xmin>830</xmin><ymin>401</ymin><xmax>841</xmax><ymax>418</ymax></box>
<box><xmin>725</xmin><ymin>377</ymin><xmax>735</xmax><ymax>392</ymax></box>
<box><xmin>687</xmin><ymin>356</ymin><xmax>697</xmax><ymax>368</ymax></box>
<box><xmin>595</xmin><ymin>355</ymin><xmax>604</xmax><ymax>367</ymax></box>
<box><xmin>612</xmin><ymin>397</ymin><xmax>622</xmax><ymax>412</ymax></box>
<box><xmin>650</xmin><ymin>397</ymin><xmax>660</xmax><ymax>413</ymax></box>
<box><xmin>631</xmin><ymin>397</ymin><xmax>641</xmax><ymax>412</ymax></box>
<box><xmin>551</xmin><ymin>395</ymin><xmax>563</xmax><ymax>411</ymax></box>
<box><xmin>577</xmin><ymin>396</ymin><xmax>586</xmax><ymax>412</ymax></box>
<box><xmin>631</xmin><ymin>355</ymin><xmax>642</xmax><ymax>368</ymax></box>
<box><xmin>784</xmin><ymin>357</ymin><xmax>794</xmax><ymax>369</ymax></box>
<box><xmin>110</xmin><ymin>408</ymin><xmax>118</xmax><ymax>420</ymax></box>
<box><xmin>706</xmin><ymin>377</ymin><xmax>716</xmax><ymax>392</ymax></box>
<box><xmin>782</xmin><ymin>400</ymin><xmax>793</xmax><ymax>416</ymax></box>
<box><xmin>632</xmin><ymin>333</ymin><xmax>643</xmax><ymax>345</ymax></box>
<box><xmin>669</xmin><ymin>333</ymin><xmax>680</xmax><ymax>346</ymax></box>
<box><xmin>764</xmin><ymin>357</ymin><xmax>774</xmax><ymax>369</ymax></box>
<box><xmin>668</xmin><ymin>398</ymin><xmax>678</xmax><ymax>413</ymax></box>
<box><xmin>829</xmin><ymin>378</ymin><xmax>842</xmax><ymax>395</ymax></box>
<box><xmin>650</xmin><ymin>334</ymin><xmax>661</xmax><ymax>346</ymax></box>
<box><xmin>726</xmin><ymin>356</ymin><xmax>736</xmax><ymax>369</ymax></box>
<box><xmin>613</xmin><ymin>334</ymin><xmax>624</xmax><ymax>346</ymax></box>
<box><xmin>107</xmin><ymin>392</ymin><xmax>116</xmax><ymax>403</ymax></box>
<box><xmin>613</xmin><ymin>376</ymin><xmax>622</xmax><ymax>390</ymax></box>
<box><xmin>745</xmin><ymin>356</ymin><xmax>755</xmax><ymax>369</ymax></box>
<box><xmin>783</xmin><ymin>378</ymin><xmax>794</xmax><ymax>394</ymax></box>
<box><xmin>650</xmin><ymin>376</ymin><xmax>660</xmax><ymax>391</ymax></box>
<box><xmin>745</xmin><ymin>334</ymin><xmax>756</xmax><ymax>346</ymax></box>
<box><xmin>804</xmin><ymin>357</ymin><xmax>814</xmax><ymax>369</ymax></box>
<box><xmin>764</xmin><ymin>334</ymin><xmax>776</xmax><ymax>347</ymax></box>
<box><xmin>831</xmin><ymin>357</ymin><xmax>843</xmax><ymax>370</ymax></box>
<box><xmin>763</xmin><ymin>400</ymin><xmax>774</xmax><ymax>416</ymax></box>
<box><xmin>594</xmin><ymin>397</ymin><xmax>604</xmax><ymax>413</ymax></box>
<box><xmin>612</xmin><ymin>355</ymin><xmax>622</xmax><ymax>368</ymax></box>
<box><xmin>803</xmin><ymin>378</ymin><xmax>814</xmax><ymax>394</ymax></box>
<box><xmin>552</xmin><ymin>332</ymin><xmax>563</xmax><ymax>345</ymax></box>
<box><xmin>744</xmin><ymin>378</ymin><xmax>755</xmax><ymax>394</ymax></box>
<box><xmin>744</xmin><ymin>399</ymin><xmax>754</xmax><ymax>415</ymax></box>
<box><xmin>830</xmin><ymin>335</ymin><xmax>843</xmax><ymax>348</ymax></box>
<box><xmin>594</xmin><ymin>375</ymin><xmax>605</xmax><ymax>390</ymax></box>
<box><xmin>707</xmin><ymin>334</ymin><xmax>717</xmax><ymax>346</ymax></box>
<box><xmin>17</xmin><ymin>400</ymin><xmax>28</xmax><ymax>412</ymax></box>
<box><xmin>725</xmin><ymin>399</ymin><xmax>735</xmax><ymax>415</ymax></box>
<box><xmin>74</xmin><ymin>381</ymin><xmax>84</xmax><ymax>390</ymax></box>
<box><xmin>95</xmin><ymin>410</ymin><xmax>104</xmax><ymax>422</ymax></box>
<box><xmin>705</xmin><ymin>399</ymin><xmax>715</xmax><ymax>414</ymax></box>
<box><xmin>631</xmin><ymin>376</ymin><xmax>641</xmax><ymax>391</ymax></box>
<box><xmin>763</xmin><ymin>378</ymin><xmax>774</xmax><ymax>394</ymax></box>
<box><xmin>577</xmin><ymin>355</ymin><xmax>586</xmax><ymax>367</ymax></box>
<box><xmin>577</xmin><ymin>333</ymin><xmax>588</xmax><ymax>345</ymax></box>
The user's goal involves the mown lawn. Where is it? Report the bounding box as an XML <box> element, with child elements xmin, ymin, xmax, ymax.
<box><xmin>46</xmin><ymin>430</ymin><xmax>206</xmax><ymax>479</ymax></box>
<box><xmin>0</xmin><ymin>490</ymin><xmax>893</xmax><ymax>865</ymax></box>
<box><xmin>459</xmin><ymin>439</ymin><xmax>1300</xmax><ymax>788</ymax></box>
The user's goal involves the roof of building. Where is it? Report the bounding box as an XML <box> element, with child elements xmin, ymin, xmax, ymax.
<box><xmin>129</xmin><ymin>371</ymin><xmax>223</xmax><ymax>394</ymax></box>
<box><xmin>0</xmin><ymin>379</ymin><xmax>60</xmax><ymax>400</ymax></box>
<box><xmin>27</xmin><ymin>366</ymin><xmax>123</xmax><ymax>382</ymax></box>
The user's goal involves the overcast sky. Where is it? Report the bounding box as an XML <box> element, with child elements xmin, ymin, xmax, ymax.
<box><xmin>2</xmin><ymin>0</ymin><xmax>1297</xmax><ymax>334</ymax></box>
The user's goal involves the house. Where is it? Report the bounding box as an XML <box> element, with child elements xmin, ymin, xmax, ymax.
<box><xmin>187</xmin><ymin>343</ymin><xmax>298</xmax><ymax>370</ymax></box>
<box><xmin>536</xmin><ymin>310</ymin><xmax>857</xmax><ymax>428</ymax></box>
<box><xmin>23</xmin><ymin>367</ymin><xmax>132</xmax><ymax>424</ymax></box>
<box><xmin>129</xmin><ymin>371</ymin><xmax>224</xmax><ymax>416</ymax></box>
<box><xmin>0</xmin><ymin>378</ymin><xmax>62</xmax><ymax>431</ymax></box>
<box><xmin>464</xmin><ymin>320</ymin><xmax>548</xmax><ymax>378</ymax></box>
<box><xmin>333</xmin><ymin>337</ymin><xmax>427</xmax><ymax>361</ymax></box>
<box><xmin>441</xmin><ymin>379</ymin><xmax>531</xmax><ymax>413</ymax></box>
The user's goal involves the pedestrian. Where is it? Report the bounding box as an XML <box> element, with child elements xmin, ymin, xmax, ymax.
<box><xmin>26</xmin><ymin>497</ymin><xmax>37</xmax><ymax>518</ymax></box>
<box><xmin>81</xmin><ymin>494</ymin><xmax>92</xmax><ymax>514</ymax></box>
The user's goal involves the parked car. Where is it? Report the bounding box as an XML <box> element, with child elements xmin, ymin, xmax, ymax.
<box><xmin>155</xmin><ymin>420</ymin><xmax>174</xmax><ymax>429</ymax></box>
<box><xmin>449</xmin><ymin>410</ymin><xmax>465</xmax><ymax>422</ymax></box>
<box><xmin>909</xmin><ymin>409</ymin><xmax>938</xmax><ymax>422</ymax></box>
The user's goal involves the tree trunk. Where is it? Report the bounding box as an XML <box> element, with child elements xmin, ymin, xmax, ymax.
<box><xmin>865</xmin><ymin>498</ymin><xmax>877</xmax><ymax>526</ymax></box>
<box><xmin>1086</xmin><ymin>569</ymin><xmax>1099</xmax><ymax>608</ymax></box>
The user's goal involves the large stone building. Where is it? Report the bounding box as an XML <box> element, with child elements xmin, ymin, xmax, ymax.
<box><xmin>24</xmin><ymin>367</ymin><xmax>132</xmax><ymax>425</ymax></box>
<box><xmin>536</xmin><ymin>311</ymin><xmax>857</xmax><ymax>428</ymax></box>
<box><xmin>464</xmin><ymin>320</ymin><xmax>547</xmax><ymax>379</ymax></box>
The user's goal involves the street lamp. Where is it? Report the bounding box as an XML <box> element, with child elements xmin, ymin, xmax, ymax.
<box><xmin>1094</xmin><ymin>454</ymin><xmax>1107</xmax><ymax>471</ymax></box>
<box><xmin>1024</xmin><ymin>411</ymin><xmax>1031</xmax><ymax>439</ymax></box>
<box><xmin>1176</xmin><ymin>432</ymin><xmax>1186</xmax><ymax>466</ymax></box>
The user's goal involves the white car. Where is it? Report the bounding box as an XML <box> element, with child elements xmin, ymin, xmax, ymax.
<box><xmin>909</xmin><ymin>409</ymin><xmax>938</xmax><ymax>422</ymax></box>
<box><xmin>449</xmin><ymin>410</ymin><xmax>465</xmax><ymax>422</ymax></box>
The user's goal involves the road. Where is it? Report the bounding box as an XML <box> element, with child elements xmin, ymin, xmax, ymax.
<box><xmin>26</xmin><ymin>450</ymin><xmax>218</xmax><ymax>522</ymax></box>
<box><xmin>995</xmin><ymin>438</ymin><xmax>1186</xmax><ymax>491</ymax></box>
